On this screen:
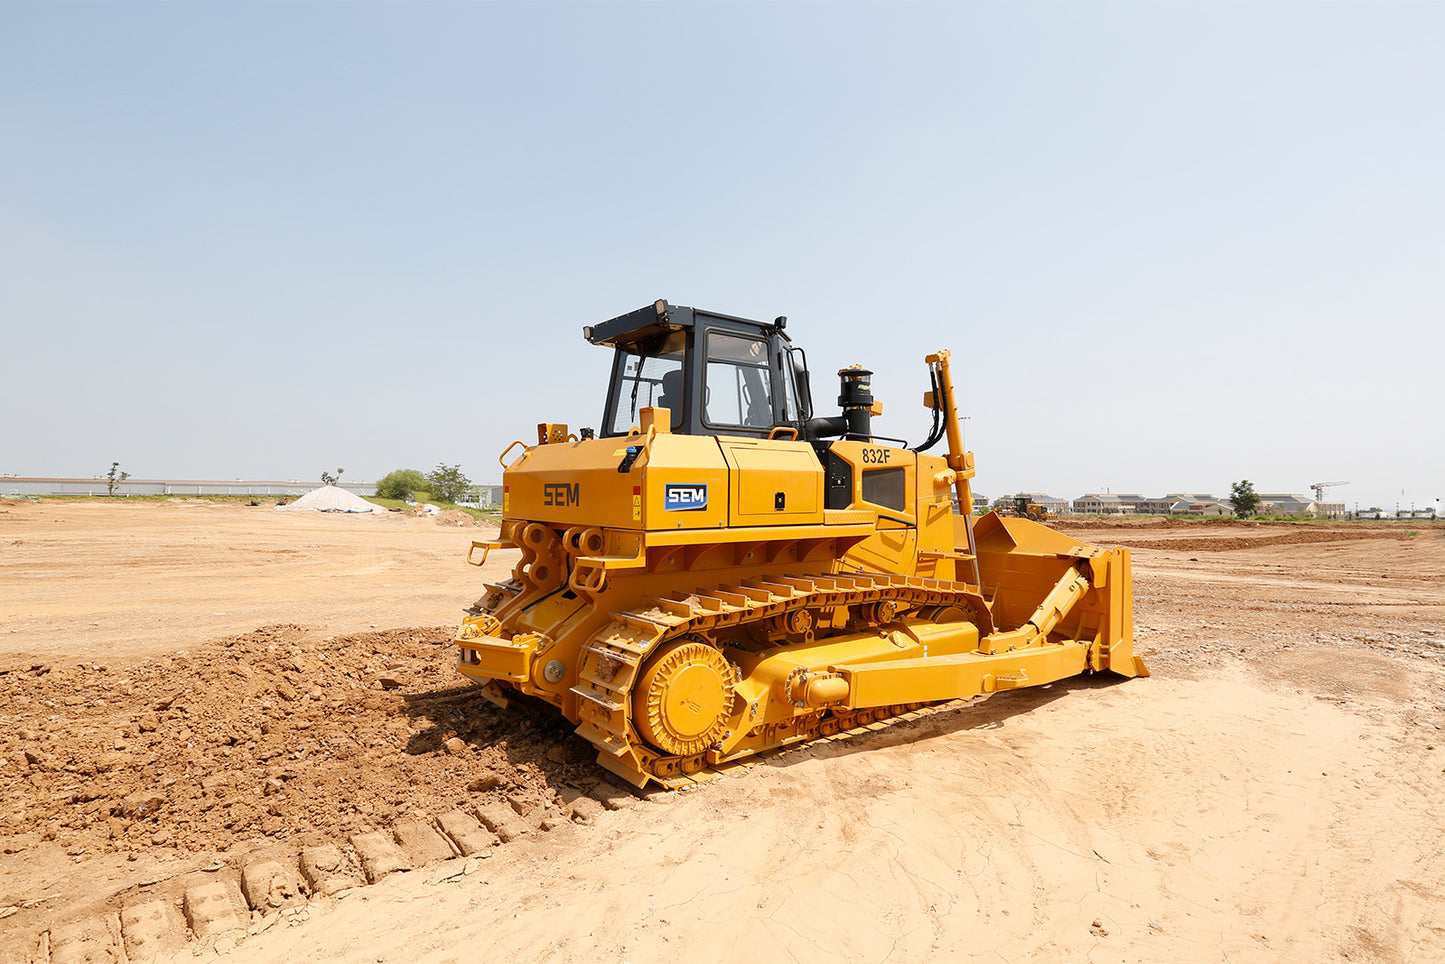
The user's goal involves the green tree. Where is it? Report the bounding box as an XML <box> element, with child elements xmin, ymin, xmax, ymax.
<box><xmin>106</xmin><ymin>461</ymin><xmax>130</xmax><ymax>496</ymax></box>
<box><xmin>320</xmin><ymin>467</ymin><xmax>344</xmax><ymax>486</ymax></box>
<box><xmin>426</xmin><ymin>463</ymin><xmax>472</xmax><ymax>504</ymax></box>
<box><xmin>376</xmin><ymin>468</ymin><xmax>428</xmax><ymax>501</ymax></box>
<box><xmin>1230</xmin><ymin>479</ymin><xmax>1261</xmax><ymax>518</ymax></box>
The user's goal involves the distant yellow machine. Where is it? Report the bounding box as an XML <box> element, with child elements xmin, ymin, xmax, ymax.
<box><xmin>456</xmin><ymin>301</ymin><xmax>1147</xmax><ymax>787</ymax></box>
<box><xmin>1001</xmin><ymin>496</ymin><xmax>1052</xmax><ymax>522</ymax></box>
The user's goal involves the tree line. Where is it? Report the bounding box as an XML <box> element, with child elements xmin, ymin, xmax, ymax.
<box><xmin>374</xmin><ymin>463</ymin><xmax>474</xmax><ymax>504</ymax></box>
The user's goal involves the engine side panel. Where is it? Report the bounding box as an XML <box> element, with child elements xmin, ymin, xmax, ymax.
<box><xmin>717</xmin><ymin>438</ymin><xmax>824</xmax><ymax>525</ymax></box>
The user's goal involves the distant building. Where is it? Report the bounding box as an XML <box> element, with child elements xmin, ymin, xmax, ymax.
<box><xmin>1185</xmin><ymin>499</ymin><xmax>1235</xmax><ymax>517</ymax></box>
<box><xmin>953</xmin><ymin>494</ymin><xmax>991</xmax><ymax>514</ymax></box>
<box><xmin>1072</xmin><ymin>493</ymin><xmax>1143</xmax><ymax>515</ymax></box>
<box><xmin>1135</xmin><ymin>493</ymin><xmax>1207</xmax><ymax>515</ymax></box>
<box><xmin>1134</xmin><ymin>494</ymin><xmax>1234</xmax><ymax>516</ymax></box>
<box><xmin>1256</xmin><ymin>494</ymin><xmax>1346</xmax><ymax>518</ymax></box>
<box><xmin>1257</xmin><ymin>493</ymin><xmax>1312</xmax><ymax>515</ymax></box>
<box><xmin>465</xmin><ymin>485</ymin><xmax>504</xmax><ymax>508</ymax></box>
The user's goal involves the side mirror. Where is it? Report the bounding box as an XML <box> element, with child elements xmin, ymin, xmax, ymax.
<box><xmin>792</xmin><ymin>351</ymin><xmax>813</xmax><ymax>420</ymax></box>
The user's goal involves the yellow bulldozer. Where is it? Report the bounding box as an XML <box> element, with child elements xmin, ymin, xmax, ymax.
<box><xmin>456</xmin><ymin>300</ymin><xmax>1147</xmax><ymax>788</ymax></box>
<box><xmin>1001</xmin><ymin>496</ymin><xmax>1052</xmax><ymax>522</ymax></box>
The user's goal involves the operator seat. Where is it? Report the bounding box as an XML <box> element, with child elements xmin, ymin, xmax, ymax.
<box><xmin>656</xmin><ymin>369</ymin><xmax>683</xmax><ymax>429</ymax></box>
<box><xmin>743</xmin><ymin>370</ymin><xmax>773</xmax><ymax>428</ymax></box>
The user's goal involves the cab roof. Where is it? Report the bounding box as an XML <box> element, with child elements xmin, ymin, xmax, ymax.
<box><xmin>583</xmin><ymin>299</ymin><xmax>786</xmax><ymax>352</ymax></box>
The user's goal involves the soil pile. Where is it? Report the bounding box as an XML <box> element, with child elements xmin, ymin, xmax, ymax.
<box><xmin>433</xmin><ymin>509</ymin><xmax>482</xmax><ymax>527</ymax></box>
<box><xmin>0</xmin><ymin>625</ymin><xmax>602</xmax><ymax>862</ymax></box>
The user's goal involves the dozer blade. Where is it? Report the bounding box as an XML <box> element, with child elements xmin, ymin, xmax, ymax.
<box><xmin>974</xmin><ymin>511</ymin><xmax>1148</xmax><ymax>679</ymax></box>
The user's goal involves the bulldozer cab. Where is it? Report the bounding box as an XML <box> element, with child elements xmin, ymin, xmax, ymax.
<box><xmin>586</xmin><ymin>300</ymin><xmax>808</xmax><ymax>439</ymax></box>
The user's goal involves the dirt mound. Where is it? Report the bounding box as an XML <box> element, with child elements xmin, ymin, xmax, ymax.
<box><xmin>0</xmin><ymin>625</ymin><xmax>604</xmax><ymax>863</ymax></box>
<box><xmin>433</xmin><ymin>509</ymin><xmax>482</xmax><ymax>527</ymax></box>
<box><xmin>1058</xmin><ymin>516</ymin><xmax>1183</xmax><ymax>530</ymax></box>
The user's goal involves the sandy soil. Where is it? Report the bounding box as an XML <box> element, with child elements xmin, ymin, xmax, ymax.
<box><xmin>2</xmin><ymin>501</ymin><xmax>1443</xmax><ymax>963</ymax></box>
<box><xmin>0</xmin><ymin>499</ymin><xmax>486</xmax><ymax>664</ymax></box>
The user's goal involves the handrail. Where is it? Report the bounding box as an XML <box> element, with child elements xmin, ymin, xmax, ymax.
<box><xmin>498</xmin><ymin>440</ymin><xmax>528</xmax><ymax>469</ymax></box>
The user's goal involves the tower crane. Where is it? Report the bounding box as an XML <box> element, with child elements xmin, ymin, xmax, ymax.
<box><xmin>1310</xmin><ymin>480</ymin><xmax>1349</xmax><ymax>501</ymax></box>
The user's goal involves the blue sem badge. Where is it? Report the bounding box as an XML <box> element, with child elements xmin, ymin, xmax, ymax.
<box><xmin>664</xmin><ymin>483</ymin><xmax>708</xmax><ymax>511</ymax></box>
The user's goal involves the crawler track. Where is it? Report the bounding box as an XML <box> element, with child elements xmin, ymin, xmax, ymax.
<box><xmin>564</xmin><ymin>570</ymin><xmax>993</xmax><ymax>786</ymax></box>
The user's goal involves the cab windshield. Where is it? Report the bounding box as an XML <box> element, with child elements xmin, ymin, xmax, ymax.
<box><xmin>605</xmin><ymin>341</ymin><xmax>684</xmax><ymax>435</ymax></box>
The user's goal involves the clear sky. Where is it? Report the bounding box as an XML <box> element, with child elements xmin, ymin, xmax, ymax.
<box><xmin>2</xmin><ymin>2</ymin><xmax>1441</xmax><ymax>514</ymax></box>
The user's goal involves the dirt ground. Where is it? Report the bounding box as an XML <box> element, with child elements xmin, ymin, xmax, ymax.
<box><xmin>2</xmin><ymin>500</ymin><xmax>1443</xmax><ymax>963</ymax></box>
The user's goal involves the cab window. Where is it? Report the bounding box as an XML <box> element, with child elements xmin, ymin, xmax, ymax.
<box><xmin>703</xmin><ymin>331</ymin><xmax>773</xmax><ymax>429</ymax></box>
<box><xmin>605</xmin><ymin>342</ymin><xmax>684</xmax><ymax>435</ymax></box>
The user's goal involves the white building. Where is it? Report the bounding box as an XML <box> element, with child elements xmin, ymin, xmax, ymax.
<box><xmin>1072</xmin><ymin>493</ymin><xmax>1143</xmax><ymax>515</ymax></box>
<box><xmin>1256</xmin><ymin>494</ymin><xmax>1346</xmax><ymax>518</ymax></box>
<box><xmin>1134</xmin><ymin>494</ymin><xmax>1234</xmax><ymax>516</ymax></box>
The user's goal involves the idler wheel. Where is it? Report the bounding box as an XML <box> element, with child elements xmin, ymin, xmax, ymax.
<box><xmin>633</xmin><ymin>640</ymin><xmax>734</xmax><ymax>757</ymax></box>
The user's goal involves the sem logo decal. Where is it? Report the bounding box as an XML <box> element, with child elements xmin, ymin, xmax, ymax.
<box><xmin>664</xmin><ymin>483</ymin><xmax>708</xmax><ymax>511</ymax></box>
<box><xmin>543</xmin><ymin>482</ymin><xmax>579</xmax><ymax>507</ymax></box>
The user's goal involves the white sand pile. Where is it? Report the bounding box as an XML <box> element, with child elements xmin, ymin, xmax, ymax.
<box><xmin>275</xmin><ymin>485</ymin><xmax>379</xmax><ymax>513</ymax></box>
